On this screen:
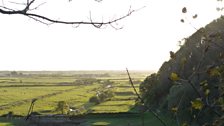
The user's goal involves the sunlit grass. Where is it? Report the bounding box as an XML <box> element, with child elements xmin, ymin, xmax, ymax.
<box><xmin>91</xmin><ymin>100</ymin><xmax>135</xmax><ymax>113</ymax></box>
<box><xmin>0</xmin><ymin>71</ymin><xmax>148</xmax><ymax>116</ymax></box>
<box><xmin>0</xmin><ymin>86</ymin><xmax>74</xmax><ymax>106</ymax></box>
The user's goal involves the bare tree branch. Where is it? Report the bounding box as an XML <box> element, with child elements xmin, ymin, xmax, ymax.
<box><xmin>126</xmin><ymin>68</ymin><xmax>168</xmax><ymax>126</ymax></box>
<box><xmin>126</xmin><ymin>68</ymin><xmax>142</xmax><ymax>101</ymax></box>
<box><xmin>0</xmin><ymin>0</ymin><xmax>137</xmax><ymax>28</ymax></box>
<box><xmin>28</xmin><ymin>15</ymin><xmax>50</xmax><ymax>25</ymax></box>
<box><xmin>24</xmin><ymin>0</ymin><xmax>35</xmax><ymax>12</ymax></box>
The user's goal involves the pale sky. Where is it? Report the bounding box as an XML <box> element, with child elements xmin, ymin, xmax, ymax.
<box><xmin>0</xmin><ymin>0</ymin><xmax>222</xmax><ymax>71</ymax></box>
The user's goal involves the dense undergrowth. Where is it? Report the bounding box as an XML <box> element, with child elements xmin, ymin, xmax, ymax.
<box><xmin>140</xmin><ymin>17</ymin><xmax>224</xmax><ymax>126</ymax></box>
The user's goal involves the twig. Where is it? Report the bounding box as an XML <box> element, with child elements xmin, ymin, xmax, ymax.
<box><xmin>28</xmin><ymin>15</ymin><xmax>51</xmax><ymax>25</ymax></box>
<box><xmin>8</xmin><ymin>1</ymin><xmax>26</xmax><ymax>5</ymax></box>
<box><xmin>0</xmin><ymin>6</ymin><xmax>14</xmax><ymax>11</ymax></box>
<box><xmin>25</xmin><ymin>98</ymin><xmax>37</xmax><ymax>120</ymax></box>
<box><xmin>126</xmin><ymin>68</ymin><xmax>142</xmax><ymax>102</ymax></box>
<box><xmin>89</xmin><ymin>11</ymin><xmax>103</xmax><ymax>28</ymax></box>
<box><xmin>24</xmin><ymin>0</ymin><xmax>35</xmax><ymax>12</ymax></box>
<box><xmin>176</xmin><ymin>92</ymin><xmax>185</xmax><ymax>126</ymax></box>
<box><xmin>126</xmin><ymin>68</ymin><xmax>168</xmax><ymax>126</ymax></box>
<box><xmin>29</xmin><ymin>2</ymin><xmax>46</xmax><ymax>11</ymax></box>
<box><xmin>184</xmin><ymin>16</ymin><xmax>199</xmax><ymax>31</ymax></box>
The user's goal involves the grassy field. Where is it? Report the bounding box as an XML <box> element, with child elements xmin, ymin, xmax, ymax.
<box><xmin>0</xmin><ymin>71</ymin><xmax>149</xmax><ymax>115</ymax></box>
<box><xmin>0</xmin><ymin>70</ymin><xmax>176</xmax><ymax>126</ymax></box>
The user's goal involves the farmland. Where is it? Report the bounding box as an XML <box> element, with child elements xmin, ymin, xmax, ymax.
<box><xmin>0</xmin><ymin>70</ymin><xmax>175</xmax><ymax>126</ymax></box>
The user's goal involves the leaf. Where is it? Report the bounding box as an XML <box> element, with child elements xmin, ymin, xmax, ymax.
<box><xmin>181</xmin><ymin>122</ymin><xmax>189</xmax><ymax>126</ymax></box>
<box><xmin>217</xmin><ymin>97</ymin><xmax>224</xmax><ymax>104</ymax></box>
<box><xmin>191</xmin><ymin>98</ymin><xmax>203</xmax><ymax>110</ymax></box>
<box><xmin>171</xmin><ymin>107</ymin><xmax>178</xmax><ymax>113</ymax></box>
<box><xmin>182</xmin><ymin>7</ymin><xmax>187</xmax><ymax>13</ymax></box>
<box><xmin>180</xmin><ymin>57</ymin><xmax>187</xmax><ymax>66</ymax></box>
<box><xmin>200</xmin><ymin>80</ymin><xmax>208</xmax><ymax>87</ymax></box>
<box><xmin>193</xmin><ymin>14</ymin><xmax>197</xmax><ymax>19</ymax></box>
<box><xmin>205</xmin><ymin>89</ymin><xmax>210</xmax><ymax>96</ymax></box>
<box><xmin>180</xmin><ymin>19</ymin><xmax>184</xmax><ymax>23</ymax></box>
<box><xmin>170</xmin><ymin>72</ymin><xmax>179</xmax><ymax>81</ymax></box>
<box><xmin>207</xmin><ymin>67</ymin><xmax>221</xmax><ymax>77</ymax></box>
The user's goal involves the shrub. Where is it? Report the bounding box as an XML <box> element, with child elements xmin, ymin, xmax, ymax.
<box><xmin>89</xmin><ymin>96</ymin><xmax>100</xmax><ymax>104</ymax></box>
<box><xmin>89</xmin><ymin>89</ymin><xmax>114</xmax><ymax>104</ymax></box>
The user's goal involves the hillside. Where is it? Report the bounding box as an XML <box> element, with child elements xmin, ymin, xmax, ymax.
<box><xmin>140</xmin><ymin>17</ymin><xmax>224</xmax><ymax>125</ymax></box>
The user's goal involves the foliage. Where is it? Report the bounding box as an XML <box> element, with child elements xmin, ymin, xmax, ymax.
<box><xmin>140</xmin><ymin>73</ymin><xmax>161</xmax><ymax>107</ymax></box>
<box><xmin>191</xmin><ymin>98</ymin><xmax>203</xmax><ymax>110</ymax></box>
<box><xmin>167</xmin><ymin>84</ymin><xmax>195</xmax><ymax>111</ymax></box>
<box><xmin>74</xmin><ymin>78</ymin><xmax>100</xmax><ymax>85</ymax></box>
<box><xmin>140</xmin><ymin>16</ymin><xmax>224</xmax><ymax>125</ymax></box>
<box><xmin>89</xmin><ymin>96</ymin><xmax>100</xmax><ymax>104</ymax></box>
<box><xmin>170</xmin><ymin>72</ymin><xmax>179</xmax><ymax>81</ymax></box>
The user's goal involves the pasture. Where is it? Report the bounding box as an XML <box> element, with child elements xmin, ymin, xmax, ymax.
<box><xmin>0</xmin><ymin>70</ymin><xmax>175</xmax><ymax>126</ymax></box>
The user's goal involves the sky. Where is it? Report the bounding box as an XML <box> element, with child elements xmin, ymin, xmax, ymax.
<box><xmin>0</xmin><ymin>0</ymin><xmax>222</xmax><ymax>71</ymax></box>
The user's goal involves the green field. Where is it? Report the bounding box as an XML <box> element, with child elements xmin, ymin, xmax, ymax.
<box><xmin>0</xmin><ymin>70</ymin><xmax>175</xmax><ymax>126</ymax></box>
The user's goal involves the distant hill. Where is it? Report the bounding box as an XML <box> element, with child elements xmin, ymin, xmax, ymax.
<box><xmin>140</xmin><ymin>17</ymin><xmax>224</xmax><ymax>125</ymax></box>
